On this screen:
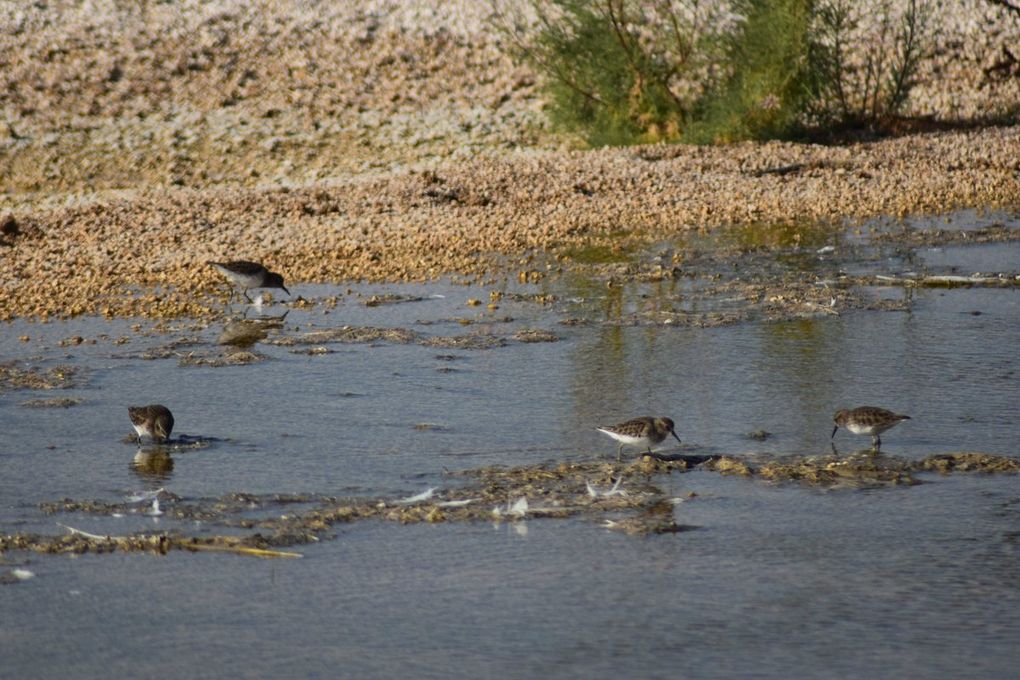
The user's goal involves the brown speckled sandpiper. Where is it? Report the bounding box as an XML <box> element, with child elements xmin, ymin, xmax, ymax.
<box><xmin>832</xmin><ymin>406</ymin><xmax>910</xmax><ymax>450</ymax></box>
<box><xmin>596</xmin><ymin>416</ymin><xmax>681</xmax><ymax>460</ymax></box>
<box><xmin>128</xmin><ymin>404</ymin><xmax>175</xmax><ymax>442</ymax></box>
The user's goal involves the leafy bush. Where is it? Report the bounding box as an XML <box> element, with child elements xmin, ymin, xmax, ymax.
<box><xmin>493</xmin><ymin>0</ymin><xmax>735</xmax><ymax>145</ymax></box>
<box><xmin>496</xmin><ymin>0</ymin><xmax>934</xmax><ymax>145</ymax></box>
<box><xmin>683</xmin><ymin>0</ymin><xmax>822</xmax><ymax>143</ymax></box>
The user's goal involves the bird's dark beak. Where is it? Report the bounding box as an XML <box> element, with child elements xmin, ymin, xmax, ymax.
<box><xmin>831</xmin><ymin>425</ymin><xmax>839</xmax><ymax>439</ymax></box>
<box><xmin>671</xmin><ymin>430</ymin><xmax>682</xmax><ymax>444</ymax></box>
<box><xmin>282</xmin><ymin>285</ymin><xmax>291</xmax><ymax>296</ymax></box>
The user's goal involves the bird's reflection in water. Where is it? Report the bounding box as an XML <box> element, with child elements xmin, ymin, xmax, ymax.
<box><xmin>131</xmin><ymin>447</ymin><xmax>174</xmax><ymax>485</ymax></box>
<box><xmin>218</xmin><ymin>310</ymin><xmax>289</xmax><ymax>348</ymax></box>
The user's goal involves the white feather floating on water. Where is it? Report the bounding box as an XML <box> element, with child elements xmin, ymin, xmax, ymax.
<box><xmin>57</xmin><ymin>523</ymin><xmax>108</xmax><ymax>541</ymax></box>
<box><xmin>126</xmin><ymin>488</ymin><xmax>164</xmax><ymax>503</ymax></box>
<box><xmin>586</xmin><ymin>478</ymin><xmax>626</xmax><ymax>498</ymax></box>
<box><xmin>509</xmin><ymin>497</ymin><xmax>529</xmax><ymax>517</ymax></box>
<box><xmin>436</xmin><ymin>498</ymin><xmax>479</xmax><ymax>508</ymax></box>
<box><xmin>11</xmin><ymin>568</ymin><xmax>35</xmax><ymax>581</ymax></box>
<box><xmin>396</xmin><ymin>487</ymin><xmax>436</xmax><ymax>505</ymax></box>
<box><xmin>492</xmin><ymin>496</ymin><xmax>529</xmax><ymax>519</ymax></box>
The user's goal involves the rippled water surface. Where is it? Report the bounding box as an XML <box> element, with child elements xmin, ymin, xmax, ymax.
<box><xmin>2</xmin><ymin>214</ymin><xmax>1019</xmax><ymax>679</ymax></box>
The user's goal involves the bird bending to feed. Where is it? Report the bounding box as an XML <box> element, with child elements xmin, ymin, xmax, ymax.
<box><xmin>209</xmin><ymin>260</ymin><xmax>290</xmax><ymax>303</ymax></box>
<box><xmin>831</xmin><ymin>406</ymin><xmax>909</xmax><ymax>450</ymax></box>
<box><xmin>128</xmin><ymin>404</ymin><xmax>175</xmax><ymax>442</ymax></box>
<box><xmin>596</xmin><ymin>416</ymin><xmax>681</xmax><ymax>461</ymax></box>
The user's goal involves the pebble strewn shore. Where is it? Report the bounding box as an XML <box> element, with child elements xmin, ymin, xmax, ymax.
<box><xmin>1</xmin><ymin>1</ymin><xmax>1018</xmax><ymax>320</ymax></box>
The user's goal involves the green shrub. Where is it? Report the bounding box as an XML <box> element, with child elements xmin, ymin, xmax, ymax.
<box><xmin>493</xmin><ymin>0</ymin><xmax>732</xmax><ymax>146</ymax></box>
<box><xmin>536</xmin><ymin>1</ymin><xmax>677</xmax><ymax>146</ymax></box>
<box><xmin>497</xmin><ymin>0</ymin><xmax>934</xmax><ymax>146</ymax></box>
<box><xmin>684</xmin><ymin>0</ymin><xmax>821</xmax><ymax>143</ymax></box>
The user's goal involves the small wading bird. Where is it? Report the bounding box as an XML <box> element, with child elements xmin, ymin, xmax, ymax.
<box><xmin>596</xmin><ymin>416</ymin><xmax>681</xmax><ymax>461</ymax></box>
<box><xmin>831</xmin><ymin>406</ymin><xmax>910</xmax><ymax>450</ymax></box>
<box><xmin>209</xmin><ymin>260</ymin><xmax>290</xmax><ymax>303</ymax></box>
<box><xmin>128</xmin><ymin>404</ymin><xmax>175</xmax><ymax>443</ymax></box>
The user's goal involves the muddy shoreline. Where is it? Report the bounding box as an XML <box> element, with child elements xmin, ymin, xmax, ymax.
<box><xmin>2</xmin><ymin>2</ymin><xmax>1019</xmax><ymax>321</ymax></box>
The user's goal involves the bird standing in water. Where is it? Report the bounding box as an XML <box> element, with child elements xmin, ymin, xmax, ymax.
<box><xmin>832</xmin><ymin>406</ymin><xmax>910</xmax><ymax>450</ymax></box>
<box><xmin>128</xmin><ymin>404</ymin><xmax>175</xmax><ymax>443</ymax></box>
<box><xmin>209</xmin><ymin>260</ymin><xmax>290</xmax><ymax>303</ymax></box>
<box><xmin>596</xmin><ymin>416</ymin><xmax>682</xmax><ymax>461</ymax></box>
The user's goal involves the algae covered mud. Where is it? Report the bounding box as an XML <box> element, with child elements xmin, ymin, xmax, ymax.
<box><xmin>2</xmin><ymin>212</ymin><xmax>1020</xmax><ymax>679</ymax></box>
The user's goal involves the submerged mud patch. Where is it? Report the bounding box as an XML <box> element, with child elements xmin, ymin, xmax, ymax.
<box><xmin>269</xmin><ymin>326</ymin><xmax>421</xmax><ymax>346</ymax></box>
<box><xmin>177</xmin><ymin>348</ymin><xmax>269</xmax><ymax>367</ymax></box>
<box><xmin>705</xmin><ymin>451</ymin><xmax>1020</xmax><ymax>487</ymax></box>
<box><xmin>20</xmin><ymin>397</ymin><xmax>85</xmax><ymax>408</ymax></box>
<box><xmin>2</xmin><ymin>453</ymin><xmax>1015</xmax><ymax>558</ymax></box>
<box><xmin>268</xmin><ymin>326</ymin><xmax>510</xmax><ymax>351</ymax></box>
<box><xmin>0</xmin><ymin>362</ymin><xmax>80</xmax><ymax>394</ymax></box>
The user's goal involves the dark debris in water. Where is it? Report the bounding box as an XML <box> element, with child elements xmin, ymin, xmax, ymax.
<box><xmin>269</xmin><ymin>326</ymin><xmax>421</xmax><ymax>346</ymax></box>
<box><xmin>3</xmin><ymin>453</ymin><xmax>1016</xmax><ymax>559</ymax></box>
<box><xmin>0</xmin><ymin>361</ymin><xmax>79</xmax><ymax>394</ymax></box>
<box><xmin>265</xmin><ymin>325</ymin><xmax>525</xmax><ymax>351</ymax></box>
<box><xmin>363</xmin><ymin>293</ymin><xmax>425</xmax><ymax>307</ymax></box>
<box><xmin>919</xmin><ymin>453</ymin><xmax>1020</xmax><ymax>474</ymax></box>
<box><xmin>135</xmin><ymin>337</ymin><xmax>204</xmax><ymax>360</ymax></box>
<box><xmin>177</xmin><ymin>348</ymin><xmax>268</xmax><ymax>367</ymax></box>
<box><xmin>289</xmin><ymin>346</ymin><xmax>336</xmax><ymax>355</ymax></box>
<box><xmin>21</xmin><ymin>397</ymin><xmax>85</xmax><ymax>408</ymax></box>
<box><xmin>420</xmin><ymin>333</ymin><xmax>506</xmax><ymax>350</ymax></box>
<box><xmin>513</xmin><ymin>328</ymin><xmax>560</xmax><ymax>343</ymax></box>
<box><xmin>705</xmin><ymin>451</ymin><xmax>1020</xmax><ymax>487</ymax></box>
<box><xmin>868</xmin><ymin>224</ymin><xmax>1020</xmax><ymax>247</ymax></box>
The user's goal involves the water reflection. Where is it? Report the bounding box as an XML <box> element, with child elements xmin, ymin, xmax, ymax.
<box><xmin>829</xmin><ymin>442</ymin><xmax>899</xmax><ymax>457</ymax></box>
<box><xmin>218</xmin><ymin>310</ymin><xmax>289</xmax><ymax>347</ymax></box>
<box><xmin>131</xmin><ymin>447</ymin><xmax>174</xmax><ymax>485</ymax></box>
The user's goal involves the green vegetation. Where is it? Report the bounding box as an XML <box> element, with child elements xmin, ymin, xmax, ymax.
<box><xmin>494</xmin><ymin>0</ymin><xmax>935</xmax><ymax>145</ymax></box>
<box><xmin>493</xmin><ymin>0</ymin><xmax>732</xmax><ymax>145</ymax></box>
<box><xmin>535</xmin><ymin>2</ymin><xmax>678</xmax><ymax>146</ymax></box>
<box><xmin>561</xmin><ymin>240</ymin><xmax>636</xmax><ymax>264</ymax></box>
<box><xmin>685</xmin><ymin>0</ymin><xmax>821</xmax><ymax>143</ymax></box>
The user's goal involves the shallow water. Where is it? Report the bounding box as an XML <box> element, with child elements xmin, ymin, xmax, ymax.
<box><xmin>3</xmin><ymin>473</ymin><xmax>1018</xmax><ymax>679</ymax></box>
<box><xmin>2</xmin><ymin>213</ymin><xmax>1019</xmax><ymax>679</ymax></box>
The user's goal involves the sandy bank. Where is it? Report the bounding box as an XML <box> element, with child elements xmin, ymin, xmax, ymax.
<box><xmin>1</xmin><ymin>1</ymin><xmax>1018</xmax><ymax>320</ymax></box>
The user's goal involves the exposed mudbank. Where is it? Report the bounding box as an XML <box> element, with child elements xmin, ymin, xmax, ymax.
<box><xmin>4</xmin><ymin>452</ymin><xmax>1015</xmax><ymax>558</ymax></box>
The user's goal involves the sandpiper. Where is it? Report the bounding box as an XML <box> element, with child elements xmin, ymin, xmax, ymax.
<box><xmin>596</xmin><ymin>416</ymin><xmax>681</xmax><ymax>460</ymax></box>
<box><xmin>832</xmin><ymin>406</ymin><xmax>910</xmax><ymax>450</ymax></box>
<box><xmin>209</xmin><ymin>260</ymin><xmax>290</xmax><ymax>303</ymax></box>
<box><xmin>128</xmin><ymin>404</ymin><xmax>175</xmax><ymax>442</ymax></box>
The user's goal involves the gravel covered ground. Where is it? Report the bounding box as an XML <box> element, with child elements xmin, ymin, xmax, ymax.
<box><xmin>1</xmin><ymin>0</ymin><xmax>1019</xmax><ymax>320</ymax></box>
